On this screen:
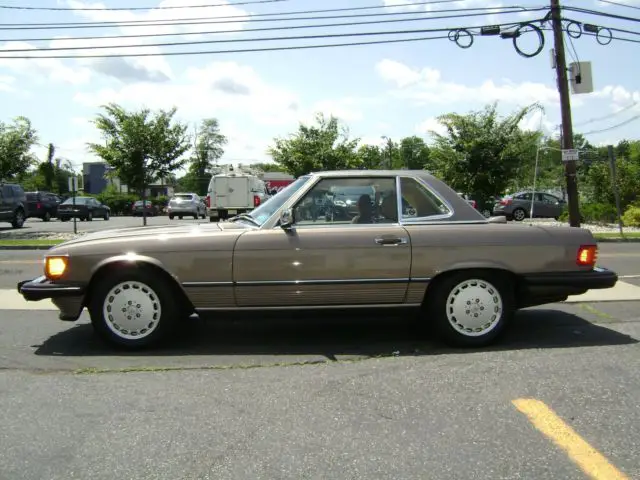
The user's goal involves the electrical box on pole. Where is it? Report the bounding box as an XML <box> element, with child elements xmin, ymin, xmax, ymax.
<box><xmin>569</xmin><ymin>61</ymin><xmax>594</xmax><ymax>95</ymax></box>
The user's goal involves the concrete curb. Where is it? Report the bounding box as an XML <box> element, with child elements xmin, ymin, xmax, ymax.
<box><xmin>595</xmin><ymin>237</ymin><xmax>640</xmax><ymax>243</ymax></box>
<box><xmin>0</xmin><ymin>245</ymin><xmax>57</xmax><ymax>250</ymax></box>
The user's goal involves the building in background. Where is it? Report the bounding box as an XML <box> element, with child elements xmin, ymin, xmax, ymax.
<box><xmin>82</xmin><ymin>161</ymin><xmax>175</xmax><ymax>197</ymax></box>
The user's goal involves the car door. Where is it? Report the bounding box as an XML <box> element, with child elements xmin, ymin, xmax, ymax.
<box><xmin>232</xmin><ymin>176</ymin><xmax>412</xmax><ymax>307</ymax></box>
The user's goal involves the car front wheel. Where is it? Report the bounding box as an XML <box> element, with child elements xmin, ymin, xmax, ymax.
<box><xmin>425</xmin><ymin>271</ymin><xmax>514</xmax><ymax>347</ymax></box>
<box><xmin>88</xmin><ymin>269</ymin><xmax>179</xmax><ymax>349</ymax></box>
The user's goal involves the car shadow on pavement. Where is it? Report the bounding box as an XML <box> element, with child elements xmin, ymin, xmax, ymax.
<box><xmin>33</xmin><ymin>306</ymin><xmax>638</xmax><ymax>360</ymax></box>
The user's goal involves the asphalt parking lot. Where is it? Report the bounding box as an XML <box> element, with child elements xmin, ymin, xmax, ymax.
<box><xmin>0</xmin><ymin>214</ymin><xmax>204</xmax><ymax>235</ymax></box>
<box><xmin>0</xmin><ymin>302</ymin><xmax>639</xmax><ymax>479</ymax></box>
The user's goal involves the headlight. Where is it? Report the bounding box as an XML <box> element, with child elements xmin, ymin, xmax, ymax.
<box><xmin>45</xmin><ymin>256</ymin><xmax>68</xmax><ymax>280</ymax></box>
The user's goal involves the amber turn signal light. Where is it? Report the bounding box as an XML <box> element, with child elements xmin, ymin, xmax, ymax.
<box><xmin>576</xmin><ymin>245</ymin><xmax>597</xmax><ymax>266</ymax></box>
<box><xmin>45</xmin><ymin>256</ymin><xmax>68</xmax><ymax>280</ymax></box>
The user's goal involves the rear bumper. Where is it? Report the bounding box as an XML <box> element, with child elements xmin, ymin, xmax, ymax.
<box><xmin>18</xmin><ymin>276</ymin><xmax>86</xmax><ymax>321</ymax></box>
<box><xmin>518</xmin><ymin>267</ymin><xmax>618</xmax><ymax>307</ymax></box>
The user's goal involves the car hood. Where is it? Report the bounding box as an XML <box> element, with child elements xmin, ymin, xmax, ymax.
<box><xmin>55</xmin><ymin>221</ymin><xmax>251</xmax><ymax>248</ymax></box>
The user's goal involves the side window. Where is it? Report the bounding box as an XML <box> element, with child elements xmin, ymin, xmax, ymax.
<box><xmin>399</xmin><ymin>177</ymin><xmax>452</xmax><ymax>220</ymax></box>
<box><xmin>516</xmin><ymin>193</ymin><xmax>532</xmax><ymax>201</ymax></box>
<box><xmin>543</xmin><ymin>194</ymin><xmax>559</xmax><ymax>205</ymax></box>
<box><xmin>293</xmin><ymin>177</ymin><xmax>397</xmax><ymax>226</ymax></box>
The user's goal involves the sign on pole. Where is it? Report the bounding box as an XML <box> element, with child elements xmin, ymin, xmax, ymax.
<box><xmin>68</xmin><ymin>176</ymin><xmax>78</xmax><ymax>192</ymax></box>
<box><xmin>561</xmin><ymin>148</ymin><xmax>579</xmax><ymax>163</ymax></box>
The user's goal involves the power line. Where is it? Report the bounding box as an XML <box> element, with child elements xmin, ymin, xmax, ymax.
<box><xmin>574</xmin><ymin>102</ymin><xmax>640</xmax><ymax>127</ymax></box>
<box><xmin>595</xmin><ymin>0</ymin><xmax>640</xmax><ymax>11</ymax></box>
<box><xmin>582</xmin><ymin>115</ymin><xmax>640</xmax><ymax>135</ymax></box>
<box><xmin>562</xmin><ymin>6</ymin><xmax>640</xmax><ymax>23</ymax></box>
<box><xmin>0</xmin><ymin>4</ymin><xmax>540</xmax><ymax>30</ymax></box>
<box><xmin>0</xmin><ymin>33</ymin><xmax>466</xmax><ymax>59</ymax></box>
<box><xmin>0</xmin><ymin>10</ymin><xmax>540</xmax><ymax>47</ymax></box>
<box><xmin>0</xmin><ymin>18</ymin><xmax>536</xmax><ymax>55</ymax></box>
<box><xmin>0</xmin><ymin>0</ymin><xmax>289</xmax><ymax>11</ymax></box>
<box><xmin>0</xmin><ymin>6</ymin><xmax>538</xmax><ymax>42</ymax></box>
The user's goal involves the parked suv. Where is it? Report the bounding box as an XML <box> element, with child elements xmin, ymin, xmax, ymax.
<box><xmin>0</xmin><ymin>183</ymin><xmax>28</xmax><ymax>228</ymax></box>
<box><xmin>25</xmin><ymin>191</ymin><xmax>61</xmax><ymax>222</ymax></box>
<box><xmin>493</xmin><ymin>191</ymin><xmax>565</xmax><ymax>221</ymax></box>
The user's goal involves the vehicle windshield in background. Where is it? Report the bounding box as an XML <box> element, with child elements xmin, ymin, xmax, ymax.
<box><xmin>245</xmin><ymin>175</ymin><xmax>311</xmax><ymax>226</ymax></box>
<box><xmin>173</xmin><ymin>194</ymin><xmax>194</xmax><ymax>201</ymax></box>
<box><xmin>61</xmin><ymin>197</ymin><xmax>89</xmax><ymax>205</ymax></box>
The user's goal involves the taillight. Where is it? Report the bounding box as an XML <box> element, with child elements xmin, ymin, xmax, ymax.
<box><xmin>206</xmin><ymin>195</ymin><xmax>210</xmax><ymax>208</ymax></box>
<box><xmin>36</xmin><ymin>202</ymin><xmax>42</xmax><ymax>209</ymax></box>
<box><xmin>500</xmin><ymin>198</ymin><xmax>512</xmax><ymax>206</ymax></box>
<box><xmin>470</xmin><ymin>200</ymin><xmax>477</xmax><ymax>209</ymax></box>
<box><xmin>253</xmin><ymin>195</ymin><xmax>261</xmax><ymax>207</ymax></box>
<box><xmin>577</xmin><ymin>245</ymin><xmax>597</xmax><ymax>266</ymax></box>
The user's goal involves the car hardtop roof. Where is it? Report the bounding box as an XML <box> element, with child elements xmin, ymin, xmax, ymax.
<box><xmin>308</xmin><ymin>169</ymin><xmax>435</xmax><ymax>179</ymax></box>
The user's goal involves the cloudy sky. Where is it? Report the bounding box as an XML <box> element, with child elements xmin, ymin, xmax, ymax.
<box><xmin>1</xmin><ymin>0</ymin><xmax>639</xmax><ymax>171</ymax></box>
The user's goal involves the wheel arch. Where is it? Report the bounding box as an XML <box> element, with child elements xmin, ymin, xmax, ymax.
<box><xmin>84</xmin><ymin>255</ymin><xmax>194</xmax><ymax>314</ymax></box>
<box><xmin>422</xmin><ymin>265</ymin><xmax>519</xmax><ymax>306</ymax></box>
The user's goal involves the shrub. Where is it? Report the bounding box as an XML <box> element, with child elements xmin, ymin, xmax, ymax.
<box><xmin>580</xmin><ymin>203</ymin><xmax>618</xmax><ymax>225</ymax></box>
<box><xmin>622</xmin><ymin>206</ymin><xmax>640</xmax><ymax>228</ymax></box>
<box><xmin>97</xmin><ymin>190</ymin><xmax>138</xmax><ymax>216</ymax></box>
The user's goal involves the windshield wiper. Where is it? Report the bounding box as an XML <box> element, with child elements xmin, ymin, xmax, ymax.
<box><xmin>229</xmin><ymin>213</ymin><xmax>260</xmax><ymax>226</ymax></box>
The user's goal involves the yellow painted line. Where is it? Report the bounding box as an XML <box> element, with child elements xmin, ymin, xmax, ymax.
<box><xmin>512</xmin><ymin>399</ymin><xmax>629</xmax><ymax>480</ymax></box>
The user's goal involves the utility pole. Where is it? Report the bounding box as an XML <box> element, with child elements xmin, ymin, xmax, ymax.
<box><xmin>551</xmin><ymin>0</ymin><xmax>581</xmax><ymax>227</ymax></box>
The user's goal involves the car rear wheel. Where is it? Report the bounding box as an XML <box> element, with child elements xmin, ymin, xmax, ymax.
<box><xmin>512</xmin><ymin>208</ymin><xmax>526</xmax><ymax>221</ymax></box>
<box><xmin>43</xmin><ymin>211</ymin><xmax>51</xmax><ymax>222</ymax></box>
<box><xmin>89</xmin><ymin>269</ymin><xmax>178</xmax><ymax>349</ymax></box>
<box><xmin>104</xmin><ymin>211</ymin><xmax>110</xmax><ymax>220</ymax></box>
<box><xmin>481</xmin><ymin>209</ymin><xmax>491</xmax><ymax>218</ymax></box>
<box><xmin>87</xmin><ymin>211</ymin><xmax>93</xmax><ymax>221</ymax></box>
<box><xmin>425</xmin><ymin>271</ymin><xmax>514</xmax><ymax>347</ymax></box>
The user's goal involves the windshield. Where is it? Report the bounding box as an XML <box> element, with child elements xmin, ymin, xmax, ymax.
<box><xmin>173</xmin><ymin>194</ymin><xmax>194</xmax><ymax>201</ymax></box>
<box><xmin>244</xmin><ymin>175</ymin><xmax>311</xmax><ymax>226</ymax></box>
<box><xmin>62</xmin><ymin>197</ymin><xmax>88</xmax><ymax>205</ymax></box>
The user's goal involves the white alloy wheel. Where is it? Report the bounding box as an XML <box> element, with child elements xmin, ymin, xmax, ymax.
<box><xmin>102</xmin><ymin>281</ymin><xmax>161</xmax><ymax>340</ymax></box>
<box><xmin>445</xmin><ymin>278</ymin><xmax>503</xmax><ymax>337</ymax></box>
<box><xmin>512</xmin><ymin>208</ymin><xmax>526</xmax><ymax>221</ymax></box>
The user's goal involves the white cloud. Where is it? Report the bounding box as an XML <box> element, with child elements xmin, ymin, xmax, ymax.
<box><xmin>415</xmin><ymin>117</ymin><xmax>448</xmax><ymax>137</ymax></box>
<box><xmin>376</xmin><ymin>58</ymin><xmax>564</xmax><ymax>107</ymax></box>
<box><xmin>518</xmin><ymin>109</ymin><xmax>557</xmax><ymax>134</ymax></box>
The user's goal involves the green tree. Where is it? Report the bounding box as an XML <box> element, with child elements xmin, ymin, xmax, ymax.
<box><xmin>183</xmin><ymin>118</ymin><xmax>227</xmax><ymax>195</ymax></box>
<box><xmin>585</xmin><ymin>139</ymin><xmax>640</xmax><ymax>208</ymax></box>
<box><xmin>428</xmin><ymin>103</ymin><xmax>540</xmax><ymax>197</ymax></box>
<box><xmin>357</xmin><ymin>144</ymin><xmax>384</xmax><ymax>169</ymax></box>
<box><xmin>37</xmin><ymin>143</ymin><xmax>56</xmax><ymax>191</ymax></box>
<box><xmin>88</xmin><ymin>103</ymin><xmax>191</xmax><ymax>196</ymax></box>
<box><xmin>268</xmin><ymin>113</ymin><xmax>360</xmax><ymax>177</ymax></box>
<box><xmin>397</xmin><ymin>136</ymin><xmax>431</xmax><ymax>170</ymax></box>
<box><xmin>0</xmin><ymin>116</ymin><xmax>38</xmax><ymax>181</ymax></box>
<box><xmin>249</xmin><ymin>162</ymin><xmax>287</xmax><ymax>173</ymax></box>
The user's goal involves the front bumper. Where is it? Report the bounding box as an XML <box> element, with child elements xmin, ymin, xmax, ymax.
<box><xmin>518</xmin><ymin>266</ymin><xmax>618</xmax><ymax>307</ymax></box>
<box><xmin>18</xmin><ymin>276</ymin><xmax>86</xmax><ymax>321</ymax></box>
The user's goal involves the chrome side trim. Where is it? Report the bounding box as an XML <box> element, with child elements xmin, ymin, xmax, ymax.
<box><xmin>182</xmin><ymin>277</ymin><xmax>431</xmax><ymax>288</ymax></box>
<box><xmin>236</xmin><ymin>278</ymin><xmax>411</xmax><ymax>287</ymax></box>
<box><xmin>196</xmin><ymin>303</ymin><xmax>423</xmax><ymax>312</ymax></box>
<box><xmin>183</xmin><ymin>281</ymin><xmax>233</xmax><ymax>287</ymax></box>
<box><xmin>401</xmin><ymin>219</ymin><xmax>489</xmax><ymax>226</ymax></box>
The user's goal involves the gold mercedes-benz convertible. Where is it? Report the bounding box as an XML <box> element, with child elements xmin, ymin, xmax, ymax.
<box><xmin>18</xmin><ymin>170</ymin><xmax>617</xmax><ymax>349</ymax></box>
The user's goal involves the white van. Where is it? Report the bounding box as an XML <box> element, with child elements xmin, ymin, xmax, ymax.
<box><xmin>205</xmin><ymin>165</ymin><xmax>268</xmax><ymax>221</ymax></box>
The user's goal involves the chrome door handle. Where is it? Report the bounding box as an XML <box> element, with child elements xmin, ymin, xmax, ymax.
<box><xmin>374</xmin><ymin>237</ymin><xmax>408</xmax><ymax>246</ymax></box>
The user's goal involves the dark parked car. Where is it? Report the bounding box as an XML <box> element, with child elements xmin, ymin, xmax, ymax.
<box><xmin>132</xmin><ymin>200</ymin><xmax>159</xmax><ymax>217</ymax></box>
<box><xmin>493</xmin><ymin>191</ymin><xmax>565</xmax><ymax>221</ymax></box>
<box><xmin>57</xmin><ymin>196</ymin><xmax>111</xmax><ymax>222</ymax></box>
<box><xmin>25</xmin><ymin>191</ymin><xmax>61</xmax><ymax>222</ymax></box>
<box><xmin>0</xmin><ymin>183</ymin><xmax>28</xmax><ymax>228</ymax></box>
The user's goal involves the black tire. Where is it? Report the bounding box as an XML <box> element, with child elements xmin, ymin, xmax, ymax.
<box><xmin>87</xmin><ymin>211</ymin><xmax>93</xmax><ymax>222</ymax></box>
<box><xmin>179</xmin><ymin>215</ymin><xmax>183</xmax><ymax>220</ymax></box>
<box><xmin>209</xmin><ymin>217</ymin><xmax>216</xmax><ymax>222</ymax></box>
<box><xmin>43</xmin><ymin>211</ymin><xmax>51</xmax><ymax>222</ymax></box>
<box><xmin>104</xmin><ymin>211</ymin><xmax>110</xmax><ymax>220</ymax></box>
<box><xmin>512</xmin><ymin>208</ymin><xmax>526</xmax><ymax>222</ymax></box>
<box><xmin>424</xmin><ymin>270</ymin><xmax>515</xmax><ymax>348</ymax></box>
<box><xmin>11</xmin><ymin>208</ymin><xmax>25</xmax><ymax>229</ymax></box>
<box><xmin>88</xmin><ymin>267</ymin><xmax>179</xmax><ymax>350</ymax></box>
<box><xmin>169</xmin><ymin>214</ymin><xmax>174</xmax><ymax>220</ymax></box>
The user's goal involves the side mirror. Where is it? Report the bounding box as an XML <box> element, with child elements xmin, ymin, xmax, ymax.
<box><xmin>279</xmin><ymin>208</ymin><xmax>294</xmax><ymax>230</ymax></box>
